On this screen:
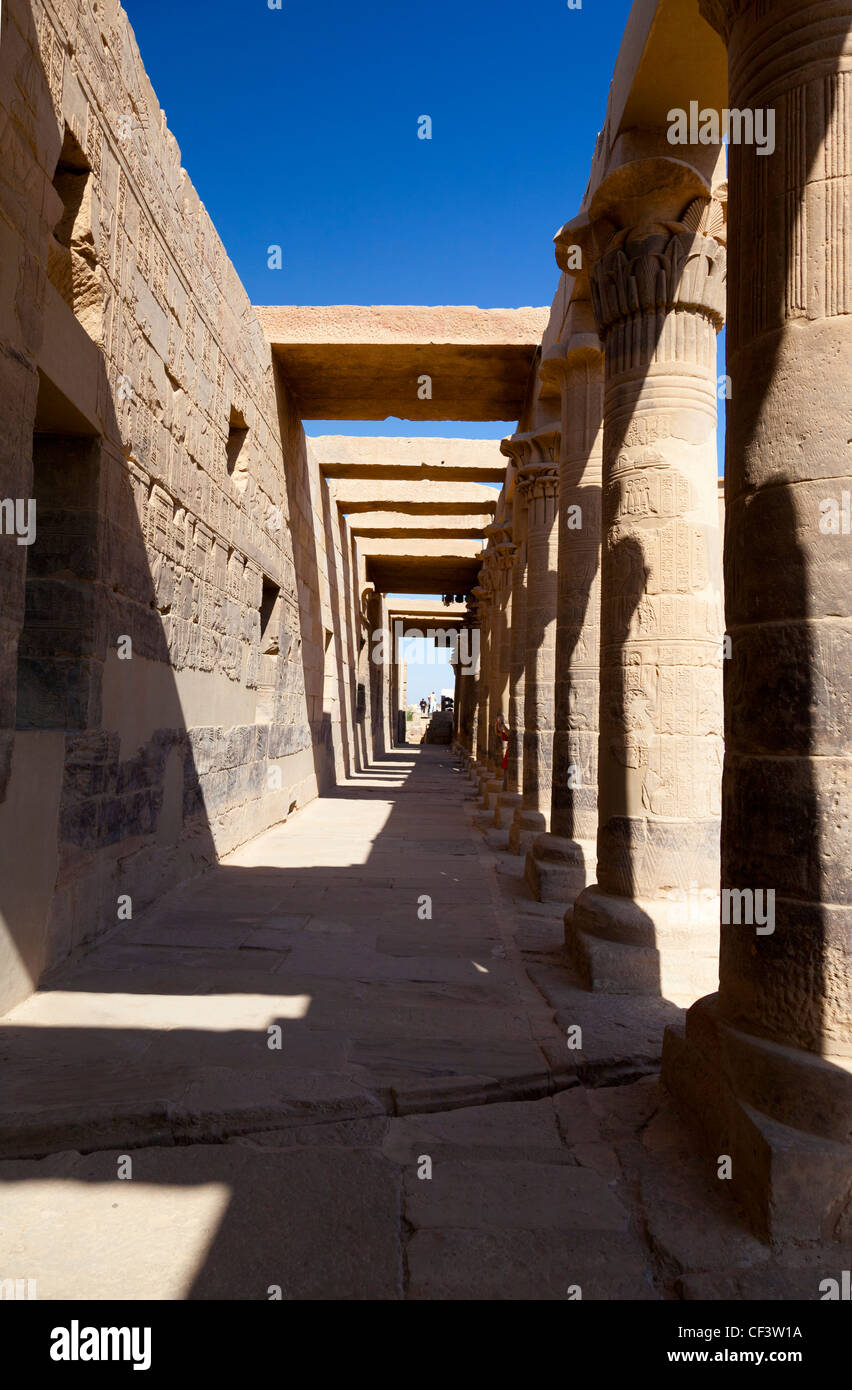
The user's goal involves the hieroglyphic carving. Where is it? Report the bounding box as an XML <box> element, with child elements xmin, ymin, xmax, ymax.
<box><xmin>571</xmin><ymin>223</ymin><xmax>726</xmax><ymax>960</ymax></box>
<box><xmin>592</xmin><ymin>230</ymin><xmax>726</xmax><ymax>377</ymax></box>
<box><xmin>507</xmin><ymin>451</ymin><xmax>560</xmax><ymax>839</ymax></box>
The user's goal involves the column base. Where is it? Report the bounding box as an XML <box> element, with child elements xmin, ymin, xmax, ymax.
<box><xmin>508</xmin><ymin>807</ymin><xmax>548</xmax><ymax>856</ymax></box>
<box><xmin>524</xmin><ymin>833</ymin><xmax>594</xmax><ymax>904</ymax></box>
<box><xmin>494</xmin><ymin>791</ymin><xmax>521</xmax><ymax>829</ymax></box>
<box><xmin>662</xmin><ymin>993</ymin><xmax>852</xmax><ymax>1243</ymax></box>
<box><xmin>473</xmin><ymin>765</ymin><xmax>491</xmax><ymax>794</ymax></box>
<box><xmin>565</xmin><ymin>884</ymin><xmax>718</xmax><ymax>1000</ymax></box>
<box><xmin>480</xmin><ymin>777</ymin><xmax>502</xmax><ymax>811</ymax></box>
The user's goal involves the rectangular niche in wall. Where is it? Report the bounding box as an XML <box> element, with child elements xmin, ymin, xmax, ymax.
<box><xmin>255</xmin><ymin>576</ymin><xmax>280</xmax><ymax>725</ymax></box>
<box><xmin>16</xmin><ymin>372</ymin><xmax>103</xmax><ymax>730</ymax></box>
<box><xmin>47</xmin><ymin>125</ymin><xmax>102</xmax><ymax>339</ymax></box>
<box><xmin>226</xmin><ymin>406</ymin><xmax>249</xmax><ymax>492</ymax></box>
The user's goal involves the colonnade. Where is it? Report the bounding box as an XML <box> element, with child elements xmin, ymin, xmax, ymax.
<box><xmin>457</xmin><ymin>0</ymin><xmax>851</xmax><ymax>1242</ymax></box>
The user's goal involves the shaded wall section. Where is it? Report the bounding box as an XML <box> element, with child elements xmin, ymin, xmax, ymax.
<box><xmin>0</xmin><ymin>0</ymin><xmax>363</xmax><ymax>1013</ymax></box>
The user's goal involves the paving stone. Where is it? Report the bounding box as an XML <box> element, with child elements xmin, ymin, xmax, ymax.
<box><xmin>678</xmin><ymin>1263</ymin><xmax>846</xmax><ymax>1301</ymax></box>
<box><xmin>347</xmin><ymin>1036</ymin><xmax>549</xmax><ymax>1086</ymax></box>
<box><xmin>404</xmin><ymin>1159</ymin><xmax>630</xmax><ymax>1232</ymax></box>
<box><xmin>0</xmin><ymin>1146</ymin><xmax>402</xmax><ymax>1300</ymax></box>
<box><xmin>2</xmin><ymin>748</ymin><xmax>816</xmax><ymax>1299</ymax></box>
<box><xmin>384</xmin><ymin>1099</ymin><xmax>573</xmax><ymax>1165</ymax></box>
<box><xmin>553</xmin><ymin>1086</ymin><xmax>604</xmax><ymax>1146</ymax></box>
<box><xmin>235</xmin><ymin>1117</ymin><xmax>390</xmax><ymax>1149</ymax></box>
<box><xmin>406</xmin><ymin>1228</ymin><xmax>659</xmax><ymax>1300</ymax></box>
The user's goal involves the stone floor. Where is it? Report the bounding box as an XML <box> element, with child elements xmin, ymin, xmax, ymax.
<box><xmin>0</xmin><ymin>747</ymin><xmax>840</xmax><ymax>1298</ymax></box>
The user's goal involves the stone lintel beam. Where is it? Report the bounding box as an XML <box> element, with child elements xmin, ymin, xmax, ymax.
<box><xmin>359</xmin><ymin>539</ymin><xmax>484</xmax><ymax>561</ymax></box>
<box><xmin>309</xmin><ymin>436</ymin><xmax>508</xmax><ymax>482</ymax></box>
<box><xmin>257</xmin><ymin>305</ymin><xmax>549</xmax><ymax>420</ymax></box>
<box><xmin>387</xmin><ymin>599</ymin><xmax>468</xmax><ymax>624</ymax></box>
<box><xmin>363</xmin><ymin>539</ymin><xmax>484</xmax><ymax>596</ymax></box>
<box><xmin>329</xmin><ymin>479</ymin><xmax>499</xmax><ymax>516</ymax></box>
<box><xmin>347</xmin><ymin>511</ymin><xmax>493</xmax><ymax>540</ymax></box>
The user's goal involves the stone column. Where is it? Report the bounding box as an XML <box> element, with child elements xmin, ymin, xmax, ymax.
<box><xmin>390</xmin><ymin>644</ymin><xmax>402</xmax><ymax>746</ymax></box>
<box><xmin>567</xmin><ymin>179</ymin><xmax>726</xmax><ymax>999</ymax></box>
<box><xmin>509</xmin><ymin>439</ymin><xmax>560</xmax><ymax>855</ymax></box>
<box><xmin>467</xmin><ymin>600</ymin><xmax>484</xmax><ymax>767</ymax></box>
<box><xmin>485</xmin><ymin>525</ymin><xmax>512</xmax><ymax>771</ymax></box>
<box><xmin>455</xmin><ymin>612</ymin><xmax>478</xmax><ymax>758</ymax></box>
<box><xmin>664</xmin><ymin>0</ymin><xmax>852</xmax><ymax>1241</ymax></box>
<box><xmin>497</xmin><ymin>453</ymin><xmax>528</xmax><ymax>828</ymax></box>
<box><xmin>526</xmin><ymin>312</ymin><xmax>604</xmax><ymax>902</ymax></box>
<box><xmin>480</xmin><ymin>542</ymin><xmax>508</xmax><ymax>808</ymax></box>
<box><xmin>366</xmin><ymin>589</ymin><xmax>386</xmax><ymax>760</ymax></box>
<box><xmin>470</xmin><ymin>578</ymin><xmax>492</xmax><ymax>783</ymax></box>
<box><xmin>471</xmin><ymin>549</ymin><xmax>501</xmax><ymax>802</ymax></box>
<box><xmin>491</xmin><ymin>536</ymin><xmax>515</xmax><ymax>823</ymax></box>
<box><xmin>383</xmin><ymin>600</ymin><xmax>396</xmax><ymax>755</ymax></box>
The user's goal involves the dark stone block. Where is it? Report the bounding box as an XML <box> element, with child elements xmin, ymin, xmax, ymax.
<box><xmin>16</xmin><ymin>656</ymin><xmax>102</xmax><ymax>731</ymax></box>
<box><xmin>59</xmin><ymin>794</ymin><xmax>99</xmax><ymax>848</ymax></box>
<box><xmin>63</xmin><ymin>730</ymin><xmax>120</xmax><ymax>800</ymax></box>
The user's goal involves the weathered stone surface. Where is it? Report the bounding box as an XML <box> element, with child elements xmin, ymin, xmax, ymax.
<box><xmin>569</xmin><ymin>186</ymin><xmax>726</xmax><ymax>997</ymax></box>
<box><xmin>0</xmin><ymin>1146</ymin><xmax>402</xmax><ymax>1300</ymax></box>
<box><xmin>311</xmin><ymin>435</ymin><xmax>508</xmax><ymax>481</ymax></box>
<box><xmin>527</xmin><ymin>316</ymin><xmax>603</xmax><ymax>904</ymax></box>
<box><xmin>0</xmin><ymin>0</ymin><xmax>848</xmax><ymax>1284</ymax></box>
<box><xmin>258</xmin><ymin>305</ymin><xmax>548</xmax><ymax>420</ymax></box>
<box><xmin>405</xmin><ymin>1228</ymin><xmax>657</xmax><ymax>1300</ymax></box>
<box><xmin>404</xmin><ymin>1158</ymin><xmax>629</xmax><ymax>1231</ymax></box>
<box><xmin>505</xmin><ymin>436</ymin><xmax>560</xmax><ymax>854</ymax></box>
<box><xmin>663</xmin><ymin>0</ymin><xmax>852</xmax><ymax>1242</ymax></box>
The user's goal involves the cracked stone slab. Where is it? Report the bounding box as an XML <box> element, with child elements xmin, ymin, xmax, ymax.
<box><xmin>383</xmin><ymin>1098</ymin><xmax>574</xmax><ymax>1165</ymax></box>
<box><xmin>347</xmin><ymin>1036</ymin><xmax>549</xmax><ymax>1086</ymax></box>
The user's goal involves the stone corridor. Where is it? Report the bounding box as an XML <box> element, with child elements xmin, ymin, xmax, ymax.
<box><xmin>0</xmin><ymin>746</ymin><xmax>837</xmax><ymax>1299</ymax></box>
<box><xmin>1</xmin><ymin>0</ymin><xmax>849</xmax><ymax>1309</ymax></box>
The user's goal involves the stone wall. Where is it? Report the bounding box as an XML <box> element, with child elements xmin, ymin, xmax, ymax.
<box><xmin>0</xmin><ymin>0</ymin><xmax>359</xmax><ymax>1012</ymax></box>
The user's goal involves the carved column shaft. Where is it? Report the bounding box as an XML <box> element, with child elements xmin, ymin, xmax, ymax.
<box><xmin>569</xmin><ymin>219</ymin><xmax>726</xmax><ymax>996</ymax></box>
<box><xmin>665</xmin><ymin>0</ymin><xmax>852</xmax><ymax>1242</ymax></box>
<box><xmin>488</xmin><ymin>543</ymin><xmax>513</xmax><ymax>774</ymax></box>
<box><xmin>526</xmin><ymin>331</ymin><xmax>604</xmax><ymax>901</ymax></box>
<box><xmin>719</xmin><ymin>0</ymin><xmax>851</xmax><ymax>1056</ymax></box>
<box><xmin>505</xmin><ymin>488</ymin><xmax>528</xmax><ymax>797</ymax></box>
<box><xmin>509</xmin><ymin>454</ymin><xmax>560</xmax><ymax>853</ymax></box>
<box><xmin>455</xmin><ymin>613</ymin><xmax>478</xmax><ymax>756</ymax></box>
<box><xmin>471</xmin><ymin>583</ymin><xmax>492</xmax><ymax>769</ymax></box>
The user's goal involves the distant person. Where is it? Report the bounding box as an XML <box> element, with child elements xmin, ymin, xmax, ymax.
<box><xmin>420</xmin><ymin>697</ymin><xmax>427</xmax><ymax>715</ymax></box>
<box><xmin>495</xmin><ymin>713</ymin><xmax>510</xmax><ymax>787</ymax></box>
<box><xmin>429</xmin><ymin>691</ymin><xmax>437</xmax><ymax>714</ymax></box>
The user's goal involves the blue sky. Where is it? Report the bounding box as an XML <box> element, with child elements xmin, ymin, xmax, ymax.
<box><xmin>123</xmin><ymin>0</ymin><xmax>724</xmax><ymax>457</ymax></box>
<box><xmin>123</xmin><ymin>0</ymin><xmax>633</xmax><ymax>312</ymax></box>
<box><xmin>123</xmin><ymin>0</ymin><xmax>724</xmax><ymax>699</ymax></box>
